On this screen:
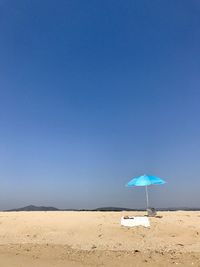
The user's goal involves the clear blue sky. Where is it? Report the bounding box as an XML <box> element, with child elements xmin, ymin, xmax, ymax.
<box><xmin>0</xmin><ymin>0</ymin><xmax>200</xmax><ymax>209</ymax></box>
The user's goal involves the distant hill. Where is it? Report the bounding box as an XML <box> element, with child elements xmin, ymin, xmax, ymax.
<box><xmin>5</xmin><ymin>205</ymin><xmax>59</xmax><ymax>212</ymax></box>
<box><xmin>92</xmin><ymin>207</ymin><xmax>200</xmax><ymax>211</ymax></box>
<box><xmin>5</xmin><ymin>205</ymin><xmax>137</xmax><ymax>212</ymax></box>
<box><xmin>93</xmin><ymin>207</ymin><xmax>138</xmax><ymax>211</ymax></box>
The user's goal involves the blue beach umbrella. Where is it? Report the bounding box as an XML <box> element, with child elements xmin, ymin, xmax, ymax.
<box><xmin>126</xmin><ymin>174</ymin><xmax>166</xmax><ymax>209</ymax></box>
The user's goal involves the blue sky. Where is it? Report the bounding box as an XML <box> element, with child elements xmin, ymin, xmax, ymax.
<box><xmin>0</xmin><ymin>0</ymin><xmax>200</xmax><ymax>209</ymax></box>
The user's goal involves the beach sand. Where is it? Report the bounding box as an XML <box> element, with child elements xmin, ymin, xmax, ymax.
<box><xmin>0</xmin><ymin>211</ymin><xmax>199</xmax><ymax>266</ymax></box>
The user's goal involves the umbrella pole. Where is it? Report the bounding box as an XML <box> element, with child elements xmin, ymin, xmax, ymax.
<box><xmin>145</xmin><ymin>185</ymin><xmax>149</xmax><ymax>209</ymax></box>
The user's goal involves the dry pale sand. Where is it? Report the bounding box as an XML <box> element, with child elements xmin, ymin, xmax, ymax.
<box><xmin>0</xmin><ymin>211</ymin><xmax>199</xmax><ymax>266</ymax></box>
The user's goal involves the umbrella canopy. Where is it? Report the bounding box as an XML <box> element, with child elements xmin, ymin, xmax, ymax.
<box><xmin>126</xmin><ymin>174</ymin><xmax>165</xmax><ymax>187</ymax></box>
<box><xmin>126</xmin><ymin>174</ymin><xmax>166</xmax><ymax>209</ymax></box>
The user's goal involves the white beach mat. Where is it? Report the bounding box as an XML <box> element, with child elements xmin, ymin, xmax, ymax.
<box><xmin>121</xmin><ymin>216</ymin><xmax>150</xmax><ymax>227</ymax></box>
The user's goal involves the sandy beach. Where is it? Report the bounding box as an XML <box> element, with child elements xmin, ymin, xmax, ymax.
<box><xmin>0</xmin><ymin>211</ymin><xmax>199</xmax><ymax>266</ymax></box>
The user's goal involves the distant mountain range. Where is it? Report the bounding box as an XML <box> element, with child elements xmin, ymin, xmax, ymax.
<box><xmin>92</xmin><ymin>207</ymin><xmax>200</xmax><ymax>211</ymax></box>
<box><xmin>5</xmin><ymin>205</ymin><xmax>60</xmax><ymax>212</ymax></box>
<box><xmin>4</xmin><ymin>205</ymin><xmax>132</xmax><ymax>212</ymax></box>
<box><xmin>4</xmin><ymin>205</ymin><xmax>200</xmax><ymax>212</ymax></box>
